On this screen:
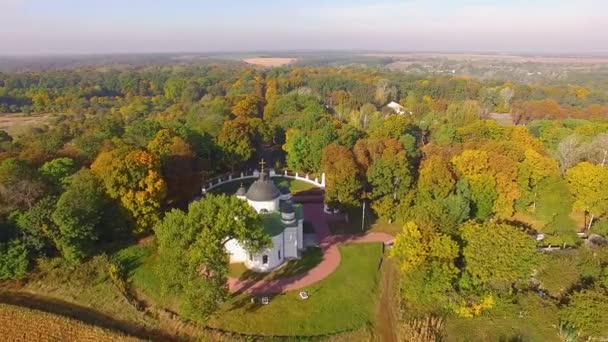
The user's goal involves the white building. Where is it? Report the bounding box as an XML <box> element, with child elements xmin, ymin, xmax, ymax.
<box><xmin>226</xmin><ymin>170</ymin><xmax>304</xmax><ymax>272</ymax></box>
<box><xmin>387</xmin><ymin>101</ymin><xmax>406</xmax><ymax>115</ymax></box>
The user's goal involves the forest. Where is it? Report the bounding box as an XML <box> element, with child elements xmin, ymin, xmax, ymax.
<box><xmin>0</xmin><ymin>62</ymin><xmax>607</xmax><ymax>340</ymax></box>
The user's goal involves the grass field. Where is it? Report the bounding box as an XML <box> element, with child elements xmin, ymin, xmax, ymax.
<box><xmin>330</xmin><ymin>208</ymin><xmax>401</xmax><ymax>236</ymax></box>
<box><xmin>207</xmin><ymin>243</ymin><xmax>383</xmax><ymax>336</ymax></box>
<box><xmin>208</xmin><ymin>177</ymin><xmax>316</xmax><ymax>196</ymax></box>
<box><xmin>444</xmin><ymin>293</ymin><xmax>561</xmax><ymax>342</ymax></box>
<box><xmin>229</xmin><ymin>247</ymin><xmax>323</xmax><ymax>281</ymax></box>
<box><xmin>0</xmin><ymin>303</ymin><xmax>138</xmax><ymax>342</ymax></box>
<box><xmin>0</xmin><ymin>113</ymin><xmax>52</xmax><ymax>136</ymax></box>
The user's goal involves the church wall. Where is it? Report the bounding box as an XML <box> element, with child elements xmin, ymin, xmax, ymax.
<box><xmin>296</xmin><ymin>219</ymin><xmax>304</xmax><ymax>251</ymax></box>
<box><xmin>245</xmin><ymin>233</ymin><xmax>285</xmax><ymax>272</ymax></box>
<box><xmin>247</xmin><ymin>198</ymin><xmax>279</xmax><ymax>213</ymax></box>
<box><xmin>283</xmin><ymin>228</ymin><xmax>298</xmax><ymax>259</ymax></box>
<box><xmin>225</xmin><ymin>238</ymin><xmax>249</xmax><ymax>263</ymax></box>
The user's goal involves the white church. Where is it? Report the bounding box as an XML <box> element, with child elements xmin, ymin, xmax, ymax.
<box><xmin>224</xmin><ymin>168</ymin><xmax>304</xmax><ymax>272</ymax></box>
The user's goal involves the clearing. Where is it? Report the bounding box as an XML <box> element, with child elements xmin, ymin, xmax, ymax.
<box><xmin>243</xmin><ymin>57</ymin><xmax>296</xmax><ymax>67</ymax></box>
<box><xmin>0</xmin><ymin>113</ymin><xmax>52</xmax><ymax>136</ymax></box>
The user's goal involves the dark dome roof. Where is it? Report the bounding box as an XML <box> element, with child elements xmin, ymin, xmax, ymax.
<box><xmin>280</xmin><ymin>200</ymin><xmax>294</xmax><ymax>213</ymax></box>
<box><xmin>246</xmin><ymin>172</ymin><xmax>280</xmax><ymax>201</ymax></box>
<box><xmin>235</xmin><ymin>186</ymin><xmax>247</xmax><ymax>196</ymax></box>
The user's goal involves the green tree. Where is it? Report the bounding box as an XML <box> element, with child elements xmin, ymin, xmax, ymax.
<box><xmin>154</xmin><ymin>195</ymin><xmax>270</xmax><ymax>320</ymax></box>
<box><xmin>0</xmin><ymin>239</ymin><xmax>29</xmax><ymax>280</ymax></box>
<box><xmin>560</xmin><ymin>288</ymin><xmax>608</xmax><ymax>339</ymax></box>
<box><xmin>39</xmin><ymin>157</ymin><xmax>77</xmax><ymax>190</ymax></box>
<box><xmin>51</xmin><ymin>170</ymin><xmax>108</xmax><ymax>263</ymax></box>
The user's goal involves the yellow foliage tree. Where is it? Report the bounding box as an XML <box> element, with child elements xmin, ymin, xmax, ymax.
<box><xmin>91</xmin><ymin>149</ymin><xmax>166</xmax><ymax>233</ymax></box>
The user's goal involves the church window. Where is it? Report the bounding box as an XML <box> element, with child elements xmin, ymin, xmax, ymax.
<box><xmin>263</xmin><ymin>255</ymin><xmax>268</xmax><ymax>265</ymax></box>
<box><xmin>249</xmin><ymin>253</ymin><xmax>252</xmax><ymax>261</ymax></box>
<box><xmin>278</xmin><ymin>250</ymin><xmax>281</xmax><ymax>259</ymax></box>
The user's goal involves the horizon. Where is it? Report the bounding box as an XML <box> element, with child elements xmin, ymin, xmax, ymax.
<box><xmin>1</xmin><ymin>0</ymin><xmax>606</xmax><ymax>55</ymax></box>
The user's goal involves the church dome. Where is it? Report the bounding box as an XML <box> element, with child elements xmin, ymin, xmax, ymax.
<box><xmin>235</xmin><ymin>185</ymin><xmax>247</xmax><ymax>197</ymax></box>
<box><xmin>246</xmin><ymin>171</ymin><xmax>280</xmax><ymax>202</ymax></box>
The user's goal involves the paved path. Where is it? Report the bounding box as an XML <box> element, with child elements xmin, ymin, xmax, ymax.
<box><xmin>227</xmin><ymin>202</ymin><xmax>394</xmax><ymax>294</ymax></box>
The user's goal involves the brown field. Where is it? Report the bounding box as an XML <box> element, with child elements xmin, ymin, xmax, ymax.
<box><xmin>0</xmin><ymin>303</ymin><xmax>139</xmax><ymax>342</ymax></box>
<box><xmin>366</xmin><ymin>52</ymin><xmax>608</xmax><ymax>64</ymax></box>
<box><xmin>0</xmin><ymin>113</ymin><xmax>51</xmax><ymax>136</ymax></box>
<box><xmin>243</xmin><ymin>57</ymin><xmax>296</xmax><ymax>67</ymax></box>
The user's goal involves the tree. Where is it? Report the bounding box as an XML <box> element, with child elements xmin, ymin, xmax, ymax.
<box><xmin>216</xmin><ymin>118</ymin><xmax>256</xmax><ymax>168</ymax></box>
<box><xmin>367</xmin><ymin>147</ymin><xmax>412</xmax><ymax>201</ymax></box>
<box><xmin>560</xmin><ymin>288</ymin><xmax>608</xmax><ymax>339</ymax></box>
<box><xmin>517</xmin><ymin>149</ymin><xmax>559</xmax><ymax>211</ymax></box>
<box><xmin>418</xmin><ymin>156</ymin><xmax>457</xmax><ymax>200</ymax></box>
<box><xmin>460</xmin><ymin>221</ymin><xmax>537</xmax><ymax>289</ymax></box>
<box><xmin>556</xmin><ymin>135</ymin><xmax>584</xmax><ymax>174</ymax></box>
<box><xmin>51</xmin><ymin>170</ymin><xmax>110</xmax><ymax>263</ymax></box>
<box><xmin>0</xmin><ymin>158</ymin><xmax>45</xmax><ymax>213</ymax></box>
<box><xmin>322</xmin><ymin>144</ymin><xmax>362</xmax><ymax>209</ymax></box>
<box><xmin>91</xmin><ymin>149</ymin><xmax>166</xmax><ymax>233</ymax></box>
<box><xmin>38</xmin><ymin>157</ymin><xmax>77</xmax><ymax>190</ymax></box>
<box><xmin>390</xmin><ymin>221</ymin><xmax>459</xmax><ymax>309</ymax></box>
<box><xmin>0</xmin><ymin>239</ymin><xmax>29</xmax><ymax>280</ymax></box>
<box><xmin>0</xmin><ymin>130</ymin><xmax>13</xmax><ymax>143</ymax></box>
<box><xmin>148</xmin><ymin>129</ymin><xmax>196</xmax><ymax>202</ymax></box>
<box><xmin>566</xmin><ymin>162</ymin><xmax>608</xmax><ymax>230</ymax></box>
<box><xmin>154</xmin><ymin>195</ymin><xmax>270</xmax><ymax>320</ymax></box>
<box><xmin>231</xmin><ymin>94</ymin><xmax>262</xmax><ymax>118</ymax></box>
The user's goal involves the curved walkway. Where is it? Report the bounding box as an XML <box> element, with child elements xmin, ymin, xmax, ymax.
<box><xmin>227</xmin><ymin>202</ymin><xmax>394</xmax><ymax>294</ymax></box>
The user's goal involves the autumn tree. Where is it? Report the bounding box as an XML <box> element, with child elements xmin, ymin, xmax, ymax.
<box><xmin>91</xmin><ymin>149</ymin><xmax>166</xmax><ymax>233</ymax></box>
<box><xmin>566</xmin><ymin>162</ymin><xmax>608</xmax><ymax>230</ymax></box>
<box><xmin>390</xmin><ymin>221</ymin><xmax>459</xmax><ymax>309</ymax></box>
<box><xmin>147</xmin><ymin>129</ymin><xmax>196</xmax><ymax>202</ymax></box>
<box><xmin>460</xmin><ymin>221</ymin><xmax>537</xmax><ymax>289</ymax></box>
<box><xmin>322</xmin><ymin>144</ymin><xmax>362</xmax><ymax>209</ymax></box>
<box><xmin>216</xmin><ymin>118</ymin><xmax>256</xmax><ymax>169</ymax></box>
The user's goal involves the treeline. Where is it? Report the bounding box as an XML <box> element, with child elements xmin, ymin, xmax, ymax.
<box><xmin>0</xmin><ymin>64</ymin><xmax>607</xmax><ymax>336</ymax></box>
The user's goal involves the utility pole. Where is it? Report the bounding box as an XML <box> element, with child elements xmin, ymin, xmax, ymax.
<box><xmin>361</xmin><ymin>200</ymin><xmax>366</xmax><ymax>232</ymax></box>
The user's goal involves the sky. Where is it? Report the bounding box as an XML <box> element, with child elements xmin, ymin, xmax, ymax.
<box><xmin>0</xmin><ymin>0</ymin><xmax>606</xmax><ymax>55</ymax></box>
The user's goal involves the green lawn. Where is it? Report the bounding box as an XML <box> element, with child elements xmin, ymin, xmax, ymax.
<box><xmin>208</xmin><ymin>177</ymin><xmax>316</xmax><ymax>195</ymax></box>
<box><xmin>229</xmin><ymin>247</ymin><xmax>323</xmax><ymax>281</ymax></box>
<box><xmin>207</xmin><ymin>243</ymin><xmax>384</xmax><ymax>336</ymax></box>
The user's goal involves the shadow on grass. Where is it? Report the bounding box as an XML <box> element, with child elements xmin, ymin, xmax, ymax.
<box><xmin>0</xmin><ymin>291</ymin><xmax>179</xmax><ymax>341</ymax></box>
<box><xmin>235</xmin><ymin>247</ymin><xmax>323</xmax><ymax>282</ymax></box>
<box><xmin>227</xmin><ymin>293</ymin><xmax>281</xmax><ymax>314</ymax></box>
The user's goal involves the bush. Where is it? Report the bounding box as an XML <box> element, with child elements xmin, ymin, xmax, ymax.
<box><xmin>0</xmin><ymin>239</ymin><xmax>29</xmax><ymax>280</ymax></box>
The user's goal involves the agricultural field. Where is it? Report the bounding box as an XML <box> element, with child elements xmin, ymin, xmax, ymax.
<box><xmin>243</xmin><ymin>57</ymin><xmax>296</xmax><ymax>67</ymax></box>
<box><xmin>0</xmin><ymin>303</ymin><xmax>138</xmax><ymax>342</ymax></box>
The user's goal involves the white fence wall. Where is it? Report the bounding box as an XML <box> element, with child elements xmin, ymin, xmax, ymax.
<box><xmin>201</xmin><ymin>169</ymin><xmax>325</xmax><ymax>194</ymax></box>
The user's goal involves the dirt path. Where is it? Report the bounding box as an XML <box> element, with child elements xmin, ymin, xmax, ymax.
<box><xmin>375</xmin><ymin>259</ymin><xmax>399</xmax><ymax>342</ymax></box>
<box><xmin>228</xmin><ymin>202</ymin><xmax>394</xmax><ymax>294</ymax></box>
